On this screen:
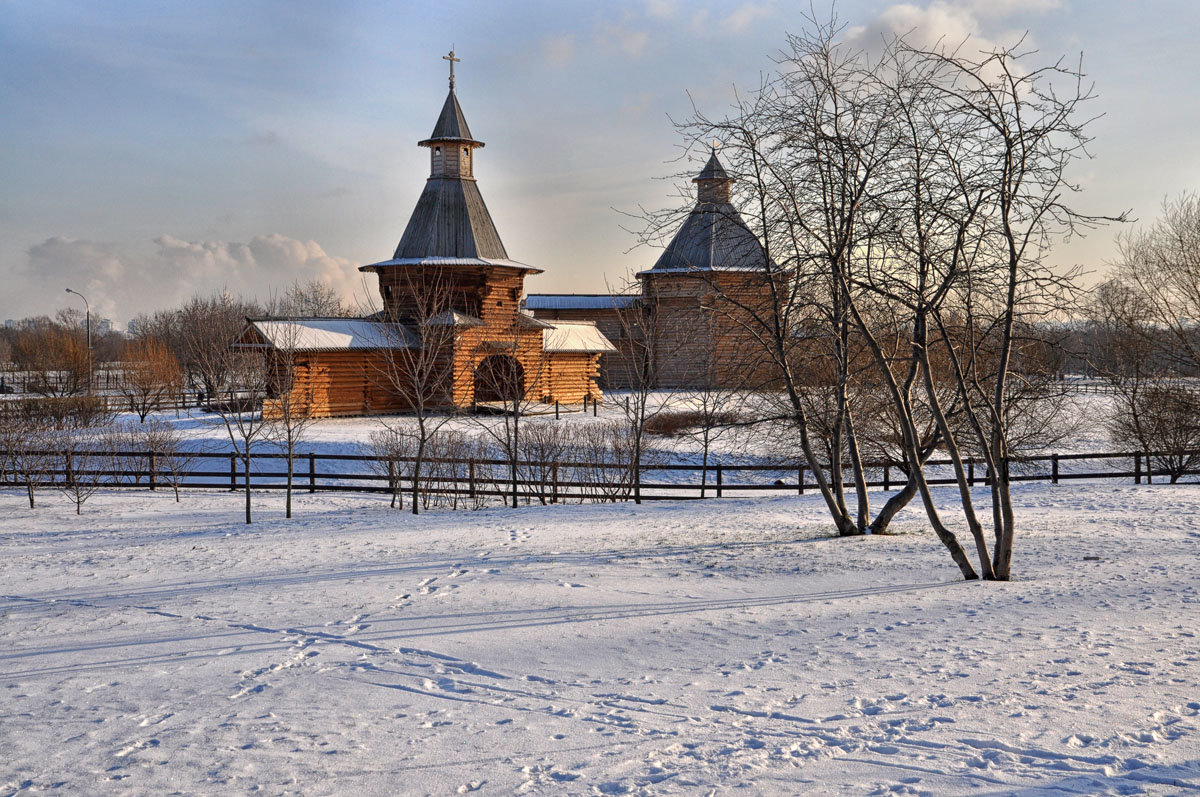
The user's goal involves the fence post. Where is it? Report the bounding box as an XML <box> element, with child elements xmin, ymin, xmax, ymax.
<box><xmin>968</xmin><ymin>458</ymin><xmax>975</xmax><ymax>487</ymax></box>
<box><xmin>149</xmin><ymin>451</ymin><xmax>157</xmax><ymax>491</ymax></box>
<box><xmin>551</xmin><ymin>463</ymin><xmax>559</xmax><ymax>504</ymax></box>
<box><xmin>308</xmin><ymin>452</ymin><xmax>316</xmax><ymax>493</ymax></box>
<box><xmin>883</xmin><ymin>464</ymin><xmax>890</xmax><ymax>491</ymax></box>
<box><xmin>555</xmin><ymin>400</ymin><xmax>560</xmax><ymax>420</ymax></box>
<box><xmin>716</xmin><ymin>465</ymin><xmax>723</xmax><ymax>498</ymax></box>
<box><xmin>229</xmin><ymin>453</ymin><xmax>237</xmax><ymax>491</ymax></box>
<box><xmin>1134</xmin><ymin>453</ymin><xmax>1141</xmax><ymax>485</ymax></box>
<box><xmin>798</xmin><ymin>465</ymin><xmax>804</xmax><ymax>495</ymax></box>
<box><xmin>468</xmin><ymin>460</ymin><xmax>476</xmax><ymax>499</ymax></box>
<box><xmin>1051</xmin><ymin>454</ymin><xmax>1059</xmax><ymax>485</ymax></box>
<box><xmin>593</xmin><ymin>397</ymin><xmax>598</xmax><ymax>417</ymax></box>
<box><xmin>1145</xmin><ymin>452</ymin><xmax>1152</xmax><ymax>484</ymax></box>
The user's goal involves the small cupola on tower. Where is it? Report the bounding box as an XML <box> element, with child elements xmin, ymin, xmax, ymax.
<box><xmin>694</xmin><ymin>142</ymin><xmax>732</xmax><ymax>204</ymax></box>
<box><xmin>418</xmin><ymin>50</ymin><xmax>484</xmax><ymax>180</ymax></box>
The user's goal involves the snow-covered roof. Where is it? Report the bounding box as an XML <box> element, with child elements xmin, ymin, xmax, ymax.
<box><xmin>241</xmin><ymin>318</ymin><xmax>418</xmax><ymax>351</ymax></box>
<box><xmin>524</xmin><ymin>294</ymin><xmax>639</xmax><ymax>311</ymax></box>
<box><xmin>543</xmin><ymin>321</ymin><xmax>617</xmax><ymax>353</ymax></box>
<box><xmin>360</xmin><ymin>256</ymin><xmax>542</xmax><ymax>273</ymax></box>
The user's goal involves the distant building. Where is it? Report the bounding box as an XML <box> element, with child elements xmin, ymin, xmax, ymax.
<box><xmin>526</xmin><ymin>147</ymin><xmax>776</xmax><ymax>389</ymax></box>
<box><xmin>3</xmin><ymin>319</ymin><xmax>14</xmax><ymax>329</ymax></box>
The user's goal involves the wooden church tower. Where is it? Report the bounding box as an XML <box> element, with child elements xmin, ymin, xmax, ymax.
<box><xmin>238</xmin><ymin>52</ymin><xmax>613</xmax><ymax>418</ymax></box>
<box><xmin>356</xmin><ymin>51</ymin><xmax>611</xmax><ymax>408</ymax></box>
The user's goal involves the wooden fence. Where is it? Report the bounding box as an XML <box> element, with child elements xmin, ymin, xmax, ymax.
<box><xmin>2</xmin><ymin>448</ymin><xmax>1197</xmax><ymax>505</ymax></box>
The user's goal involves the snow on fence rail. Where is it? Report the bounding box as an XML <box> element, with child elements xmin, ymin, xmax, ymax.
<box><xmin>1</xmin><ymin>448</ymin><xmax>1197</xmax><ymax>504</ymax></box>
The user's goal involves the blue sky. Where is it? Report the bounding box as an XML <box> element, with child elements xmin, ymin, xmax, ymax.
<box><xmin>3</xmin><ymin>0</ymin><xmax>1199</xmax><ymax>323</ymax></box>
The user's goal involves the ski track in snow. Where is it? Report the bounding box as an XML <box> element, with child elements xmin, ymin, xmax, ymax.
<box><xmin>0</xmin><ymin>478</ymin><xmax>1198</xmax><ymax>795</ymax></box>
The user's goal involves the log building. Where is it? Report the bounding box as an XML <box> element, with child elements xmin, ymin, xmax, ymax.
<box><xmin>238</xmin><ymin>53</ymin><xmax>615</xmax><ymax>418</ymax></box>
<box><xmin>526</xmin><ymin>147</ymin><xmax>776</xmax><ymax>389</ymax></box>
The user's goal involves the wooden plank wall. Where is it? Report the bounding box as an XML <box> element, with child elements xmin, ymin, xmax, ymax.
<box><xmin>263</xmin><ymin>265</ymin><xmax>608</xmax><ymax>417</ymax></box>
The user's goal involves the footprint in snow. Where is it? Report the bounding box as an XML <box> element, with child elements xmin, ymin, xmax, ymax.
<box><xmin>115</xmin><ymin>738</ymin><xmax>159</xmax><ymax>758</ymax></box>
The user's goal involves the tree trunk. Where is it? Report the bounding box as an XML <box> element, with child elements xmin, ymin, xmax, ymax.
<box><xmin>285</xmin><ymin>448</ymin><xmax>293</xmax><ymax>519</ymax></box>
<box><xmin>918</xmin><ymin>335</ymin><xmax>995</xmax><ymax>579</ymax></box>
<box><xmin>243</xmin><ymin>451</ymin><xmax>252</xmax><ymax>524</ymax></box>
<box><xmin>843</xmin><ymin>410</ymin><xmax>870</xmax><ymax>535</ymax></box>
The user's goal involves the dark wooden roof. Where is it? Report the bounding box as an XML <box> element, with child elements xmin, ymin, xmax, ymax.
<box><xmin>394</xmin><ymin>176</ymin><xmax>508</xmax><ymax>259</ymax></box>
<box><xmin>643</xmin><ymin>201</ymin><xmax>769</xmax><ymax>273</ymax></box>
<box><xmin>640</xmin><ymin>149</ymin><xmax>769</xmax><ymax>274</ymax></box>
<box><xmin>695</xmin><ymin>149</ymin><xmax>730</xmax><ymax>182</ymax></box>
<box><xmin>419</xmin><ymin>90</ymin><xmax>480</xmax><ymax>145</ymax></box>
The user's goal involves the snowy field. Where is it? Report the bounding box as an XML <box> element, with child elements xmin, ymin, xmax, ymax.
<box><xmin>2</xmin><ymin>476</ymin><xmax>1198</xmax><ymax>795</ymax></box>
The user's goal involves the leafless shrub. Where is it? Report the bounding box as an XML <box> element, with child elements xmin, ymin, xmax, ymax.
<box><xmin>53</xmin><ymin>424</ymin><xmax>114</xmax><ymax>515</ymax></box>
<box><xmin>1109</xmin><ymin>383</ymin><xmax>1200</xmax><ymax>483</ymax></box>
<box><xmin>645</xmin><ymin>410</ymin><xmax>742</xmax><ymax>437</ymax></box>
<box><xmin>0</xmin><ymin>413</ymin><xmax>53</xmax><ymax>508</ymax></box>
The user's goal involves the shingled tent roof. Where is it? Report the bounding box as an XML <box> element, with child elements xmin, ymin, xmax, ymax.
<box><xmin>418</xmin><ymin>89</ymin><xmax>479</xmax><ymax>145</ymax></box>
<box><xmin>640</xmin><ymin>151</ymin><xmax>770</xmax><ymax>274</ymax></box>
<box><xmin>392</xmin><ymin>177</ymin><xmax>508</xmax><ymax>259</ymax></box>
<box><xmin>694</xmin><ymin>149</ymin><xmax>730</xmax><ymax>181</ymax></box>
<box><xmin>389</xmin><ymin>87</ymin><xmax>510</xmax><ymax>261</ymax></box>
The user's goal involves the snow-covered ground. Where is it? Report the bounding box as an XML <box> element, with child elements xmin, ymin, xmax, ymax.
<box><xmin>2</xmin><ymin>477</ymin><xmax>1198</xmax><ymax>794</ymax></box>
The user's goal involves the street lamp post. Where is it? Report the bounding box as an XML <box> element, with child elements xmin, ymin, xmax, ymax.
<box><xmin>65</xmin><ymin>288</ymin><xmax>91</xmax><ymax>396</ymax></box>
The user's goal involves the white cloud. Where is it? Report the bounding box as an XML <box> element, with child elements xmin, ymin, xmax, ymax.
<box><xmin>645</xmin><ymin>0</ymin><xmax>678</xmax><ymax>20</ymax></box>
<box><xmin>844</xmin><ymin>0</ymin><xmax>1058</xmax><ymax>56</ymax></box>
<box><xmin>722</xmin><ymin>2</ymin><xmax>772</xmax><ymax>34</ymax></box>
<box><xmin>846</xmin><ymin>2</ymin><xmax>991</xmax><ymax>54</ymax></box>
<box><xmin>597</xmin><ymin>23</ymin><xmax>651</xmax><ymax>59</ymax></box>
<box><xmin>968</xmin><ymin>0</ymin><xmax>1061</xmax><ymax>18</ymax></box>
<box><xmin>541</xmin><ymin>34</ymin><xmax>576</xmax><ymax>67</ymax></box>
<box><xmin>21</xmin><ymin>233</ymin><xmax>365</xmax><ymax>322</ymax></box>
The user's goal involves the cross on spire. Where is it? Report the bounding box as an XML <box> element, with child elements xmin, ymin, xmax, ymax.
<box><xmin>443</xmin><ymin>49</ymin><xmax>461</xmax><ymax>90</ymax></box>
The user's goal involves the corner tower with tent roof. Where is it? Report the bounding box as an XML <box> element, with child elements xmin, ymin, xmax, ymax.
<box><xmin>237</xmin><ymin>51</ymin><xmax>614</xmax><ymax>418</ymax></box>
<box><xmin>526</xmin><ymin>144</ymin><xmax>777</xmax><ymax>389</ymax></box>
<box><xmin>635</xmin><ymin>143</ymin><xmax>776</xmax><ymax>388</ymax></box>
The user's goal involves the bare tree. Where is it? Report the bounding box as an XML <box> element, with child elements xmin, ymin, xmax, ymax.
<box><xmin>190</xmin><ymin>323</ymin><xmax>271</xmax><ymax>524</ymax></box>
<box><xmin>606</xmin><ymin>285</ymin><xmax>683</xmax><ymax>504</ymax></box>
<box><xmin>55</xmin><ymin>423</ymin><xmax>112</xmax><ymax>515</ymax></box>
<box><xmin>369</xmin><ymin>266</ymin><xmax>459</xmax><ymax>515</ymax></box>
<box><xmin>257</xmin><ymin>320</ymin><xmax>319</xmax><ymax>519</ymax></box>
<box><xmin>119</xmin><ymin>337</ymin><xmax>184</xmax><ymax>421</ymax></box>
<box><xmin>469</xmin><ymin>320</ymin><xmax>553</xmax><ymax>509</ymax></box>
<box><xmin>12</xmin><ymin>322</ymin><xmax>89</xmax><ymax>397</ymax></box>
<box><xmin>1093</xmin><ymin>279</ymin><xmax>1200</xmax><ymax>481</ymax></box>
<box><xmin>668</xmin><ymin>18</ymin><xmax>1118</xmax><ymax>579</ymax></box>
<box><xmin>139</xmin><ymin>418</ymin><xmax>192</xmax><ymax>502</ymax></box>
<box><xmin>0</xmin><ymin>411</ymin><xmax>52</xmax><ymax>508</ymax></box>
<box><xmin>175</xmin><ymin>292</ymin><xmax>263</xmax><ymax>403</ymax></box>
<box><xmin>276</xmin><ymin>278</ymin><xmax>356</xmax><ymax>317</ymax></box>
<box><xmin>1108</xmin><ymin>193</ymin><xmax>1200</xmax><ymax>375</ymax></box>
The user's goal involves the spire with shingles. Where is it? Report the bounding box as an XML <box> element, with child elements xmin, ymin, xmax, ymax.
<box><xmin>694</xmin><ymin>143</ymin><xmax>732</xmax><ymax>203</ymax></box>
<box><xmin>393</xmin><ymin>52</ymin><xmax>507</xmax><ymax>260</ymax></box>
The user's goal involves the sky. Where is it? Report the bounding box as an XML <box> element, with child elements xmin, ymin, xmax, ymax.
<box><xmin>2</xmin><ymin>0</ymin><xmax>1199</xmax><ymax>325</ymax></box>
